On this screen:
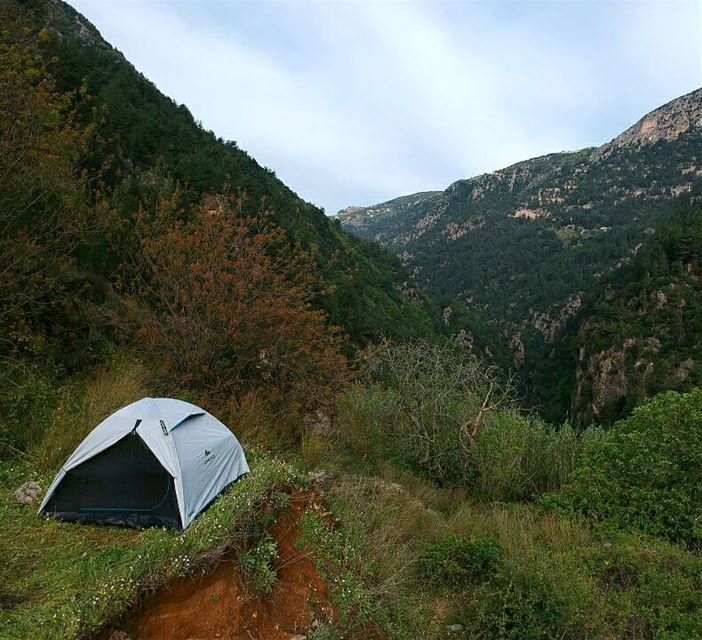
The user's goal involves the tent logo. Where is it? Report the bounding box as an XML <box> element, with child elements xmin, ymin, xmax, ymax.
<box><xmin>204</xmin><ymin>449</ymin><xmax>216</xmax><ymax>464</ymax></box>
<box><xmin>204</xmin><ymin>449</ymin><xmax>211</xmax><ymax>456</ymax></box>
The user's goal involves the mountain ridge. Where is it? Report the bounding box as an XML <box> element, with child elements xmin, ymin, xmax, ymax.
<box><xmin>339</xmin><ymin>86</ymin><xmax>702</xmax><ymax>423</ymax></box>
<box><xmin>340</xmin><ymin>86</ymin><xmax>702</xmax><ymax>231</ymax></box>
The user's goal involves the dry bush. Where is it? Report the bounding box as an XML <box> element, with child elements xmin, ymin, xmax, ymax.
<box><xmin>121</xmin><ymin>193</ymin><xmax>350</xmax><ymax>437</ymax></box>
<box><xmin>215</xmin><ymin>391</ymin><xmax>297</xmax><ymax>449</ymax></box>
<box><xmin>337</xmin><ymin>341</ymin><xmax>517</xmax><ymax>486</ymax></box>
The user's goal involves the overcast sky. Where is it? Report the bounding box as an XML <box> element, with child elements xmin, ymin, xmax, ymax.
<box><xmin>69</xmin><ymin>0</ymin><xmax>701</xmax><ymax>214</ymax></box>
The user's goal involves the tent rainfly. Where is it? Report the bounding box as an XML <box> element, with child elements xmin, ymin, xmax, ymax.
<box><xmin>39</xmin><ymin>397</ymin><xmax>249</xmax><ymax>530</ymax></box>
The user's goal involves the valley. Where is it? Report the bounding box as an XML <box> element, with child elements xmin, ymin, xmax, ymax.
<box><xmin>339</xmin><ymin>89</ymin><xmax>702</xmax><ymax>424</ymax></box>
<box><xmin>1</xmin><ymin>1</ymin><xmax>701</xmax><ymax>639</ymax></box>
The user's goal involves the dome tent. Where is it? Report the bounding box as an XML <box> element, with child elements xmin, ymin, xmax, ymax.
<box><xmin>39</xmin><ymin>398</ymin><xmax>249</xmax><ymax>530</ymax></box>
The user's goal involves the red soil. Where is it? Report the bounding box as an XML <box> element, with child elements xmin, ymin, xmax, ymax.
<box><xmin>101</xmin><ymin>492</ymin><xmax>335</xmax><ymax>640</ymax></box>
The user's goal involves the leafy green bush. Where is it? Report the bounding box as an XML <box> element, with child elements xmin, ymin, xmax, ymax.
<box><xmin>0</xmin><ymin>364</ymin><xmax>60</xmax><ymax>455</ymax></box>
<box><xmin>236</xmin><ymin>533</ymin><xmax>279</xmax><ymax>594</ymax></box>
<box><xmin>465</xmin><ymin>565</ymin><xmax>580</xmax><ymax>640</ymax></box>
<box><xmin>457</xmin><ymin>521</ymin><xmax>702</xmax><ymax>639</ymax></box>
<box><xmin>470</xmin><ymin>413</ymin><xmax>599</xmax><ymax>501</ymax></box>
<box><xmin>546</xmin><ymin>389</ymin><xmax>702</xmax><ymax>547</ymax></box>
<box><xmin>421</xmin><ymin>536</ymin><xmax>502</xmax><ymax>587</ymax></box>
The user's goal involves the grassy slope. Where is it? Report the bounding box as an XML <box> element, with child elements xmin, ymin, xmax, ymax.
<box><xmin>0</xmin><ymin>454</ymin><xmax>301</xmax><ymax>640</ymax></box>
<box><xmin>300</xmin><ymin>462</ymin><xmax>702</xmax><ymax>639</ymax></box>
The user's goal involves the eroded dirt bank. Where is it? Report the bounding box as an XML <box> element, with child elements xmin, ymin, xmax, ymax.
<box><xmin>100</xmin><ymin>492</ymin><xmax>334</xmax><ymax>640</ymax></box>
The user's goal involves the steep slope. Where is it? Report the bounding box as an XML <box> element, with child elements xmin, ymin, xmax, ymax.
<box><xmin>567</xmin><ymin>205</ymin><xmax>702</xmax><ymax>425</ymax></box>
<box><xmin>25</xmin><ymin>0</ymin><xmax>438</xmax><ymax>346</ymax></box>
<box><xmin>339</xmin><ymin>88</ymin><xmax>702</xmax><ymax>334</ymax></box>
<box><xmin>340</xmin><ymin>89</ymin><xmax>702</xmax><ymax>422</ymax></box>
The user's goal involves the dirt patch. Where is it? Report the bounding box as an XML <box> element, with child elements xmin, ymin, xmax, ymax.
<box><xmin>100</xmin><ymin>492</ymin><xmax>334</xmax><ymax>640</ymax></box>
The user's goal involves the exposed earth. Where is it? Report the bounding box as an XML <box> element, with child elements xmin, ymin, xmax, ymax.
<box><xmin>98</xmin><ymin>493</ymin><xmax>334</xmax><ymax>640</ymax></box>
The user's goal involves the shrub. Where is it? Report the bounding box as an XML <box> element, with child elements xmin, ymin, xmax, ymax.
<box><xmin>421</xmin><ymin>536</ymin><xmax>502</xmax><ymax>587</ymax></box>
<box><xmin>0</xmin><ymin>363</ymin><xmax>59</xmax><ymax>455</ymax></box>
<box><xmin>308</xmin><ymin>470</ymin><xmax>702</xmax><ymax>639</ymax></box>
<box><xmin>124</xmin><ymin>193</ymin><xmax>350</xmax><ymax>433</ymax></box>
<box><xmin>336</xmin><ymin>342</ymin><xmax>589</xmax><ymax>499</ymax></box>
<box><xmin>452</xmin><ymin>505</ymin><xmax>702</xmax><ymax>639</ymax></box>
<box><xmin>547</xmin><ymin>389</ymin><xmax>702</xmax><ymax>548</ymax></box>
<box><xmin>236</xmin><ymin>533</ymin><xmax>279</xmax><ymax>594</ymax></box>
<box><xmin>464</xmin><ymin>563</ymin><xmax>582</xmax><ymax>640</ymax></box>
<box><xmin>470</xmin><ymin>413</ymin><xmax>597</xmax><ymax>501</ymax></box>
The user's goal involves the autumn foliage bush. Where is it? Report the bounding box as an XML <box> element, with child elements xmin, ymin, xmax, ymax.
<box><xmin>0</xmin><ymin>17</ymin><xmax>96</xmax><ymax>356</ymax></box>
<box><xmin>123</xmin><ymin>193</ymin><xmax>350</xmax><ymax>431</ymax></box>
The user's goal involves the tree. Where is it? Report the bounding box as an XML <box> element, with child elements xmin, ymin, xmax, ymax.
<box><xmin>360</xmin><ymin>340</ymin><xmax>515</xmax><ymax>482</ymax></box>
<box><xmin>0</xmin><ymin>12</ymin><xmax>97</xmax><ymax>351</ymax></box>
<box><xmin>125</xmin><ymin>193</ymin><xmax>349</xmax><ymax>424</ymax></box>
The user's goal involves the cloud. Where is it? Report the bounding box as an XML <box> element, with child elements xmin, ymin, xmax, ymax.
<box><xmin>70</xmin><ymin>0</ymin><xmax>701</xmax><ymax>214</ymax></box>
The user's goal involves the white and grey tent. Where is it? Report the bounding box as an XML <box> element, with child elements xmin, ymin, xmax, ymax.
<box><xmin>39</xmin><ymin>397</ymin><xmax>249</xmax><ymax>530</ymax></box>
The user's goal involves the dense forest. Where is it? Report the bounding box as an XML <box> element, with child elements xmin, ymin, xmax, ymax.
<box><xmin>8</xmin><ymin>0</ymin><xmax>440</xmax><ymax>357</ymax></box>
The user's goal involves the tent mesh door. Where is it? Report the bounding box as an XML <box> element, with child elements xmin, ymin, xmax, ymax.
<box><xmin>43</xmin><ymin>432</ymin><xmax>181</xmax><ymax>529</ymax></box>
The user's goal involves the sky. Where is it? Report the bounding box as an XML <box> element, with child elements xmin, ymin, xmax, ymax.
<box><xmin>69</xmin><ymin>0</ymin><xmax>702</xmax><ymax>215</ymax></box>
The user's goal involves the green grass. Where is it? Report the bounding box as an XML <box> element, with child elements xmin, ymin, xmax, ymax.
<box><xmin>0</xmin><ymin>452</ymin><xmax>303</xmax><ymax>640</ymax></box>
<box><xmin>298</xmin><ymin>466</ymin><xmax>702</xmax><ymax>640</ymax></box>
<box><xmin>3</xmin><ymin>357</ymin><xmax>702</xmax><ymax>640</ymax></box>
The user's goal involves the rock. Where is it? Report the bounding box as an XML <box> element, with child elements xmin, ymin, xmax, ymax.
<box><xmin>11</xmin><ymin>481</ymin><xmax>42</xmax><ymax>505</ymax></box>
<box><xmin>446</xmin><ymin>623</ymin><xmax>464</xmax><ymax>633</ymax></box>
<box><xmin>303</xmin><ymin>409</ymin><xmax>331</xmax><ymax>437</ymax></box>
<box><xmin>675</xmin><ymin>358</ymin><xmax>695</xmax><ymax>382</ymax></box>
<box><xmin>400</xmin><ymin>281</ymin><xmax>422</xmax><ymax>305</ymax></box>
<box><xmin>290</xmin><ymin>635</ymin><xmax>307</xmax><ymax>640</ymax></box>
<box><xmin>307</xmin><ymin>470</ymin><xmax>333</xmax><ymax>490</ymax></box>
<box><xmin>510</xmin><ymin>332</ymin><xmax>525</xmax><ymax>367</ymax></box>
<box><xmin>442</xmin><ymin>305</ymin><xmax>453</xmax><ymax>326</ymax></box>
<box><xmin>456</xmin><ymin>328</ymin><xmax>473</xmax><ymax>350</ymax></box>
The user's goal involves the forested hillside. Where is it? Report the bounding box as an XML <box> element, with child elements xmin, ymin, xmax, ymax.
<box><xmin>340</xmin><ymin>88</ymin><xmax>702</xmax><ymax>424</ymax></box>
<box><xmin>13</xmin><ymin>0</ymin><xmax>438</xmax><ymax>350</ymax></box>
<box><xmin>0</xmin><ymin>0</ymin><xmax>445</xmax><ymax>461</ymax></box>
<box><xmin>546</xmin><ymin>205</ymin><xmax>702</xmax><ymax>424</ymax></box>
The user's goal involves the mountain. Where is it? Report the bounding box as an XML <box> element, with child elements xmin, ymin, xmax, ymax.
<box><xmin>21</xmin><ymin>0</ymin><xmax>439</xmax><ymax>347</ymax></box>
<box><xmin>565</xmin><ymin>205</ymin><xmax>702</xmax><ymax>424</ymax></box>
<box><xmin>339</xmin><ymin>88</ymin><xmax>702</xmax><ymax>423</ymax></box>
